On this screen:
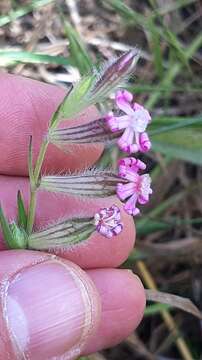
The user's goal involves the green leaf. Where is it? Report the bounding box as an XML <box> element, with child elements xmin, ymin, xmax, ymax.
<box><xmin>145</xmin><ymin>289</ymin><xmax>202</xmax><ymax>319</ymax></box>
<box><xmin>136</xmin><ymin>217</ymin><xmax>202</xmax><ymax>236</ymax></box>
<box><xmin>164</xmin><ymin>28</ymin><xmax>190</xmax><ymax>70</ymax></box>
<box><xmin>0</xmin><ymin>50</ymin><xmax>71</xmax><ymax>67</ymax></box>
<box><xmin>102</xmin><ymin>0</ymin><xmax>147</xmax><ymax>26</ymax></box>
<box><xmin>146</xmin><ymin>34</ymin><xmax>202</xmax><ymax>109</ymax></box>
<box><xmin>50</xmin><ymin>75</ymin><xmax>94</xmax><ymax>128</ymax></box>
<box><xmin>149</xmin><ymin>115</ymin><xmax>202</xmax><ymax>135</ymax></box>
<box><xmin>17</xmin><ymin>190</ymin><xmax>27</xmax><ymax>229</ymax></box>
<box><xmin>151</xmin><ymin>127</ymin><xmax>202</xmax><ymax>164</ymax></box>
<box><xmin>148</xmin><ymin>18</ymin><xmax>163</xmax><ymax>79</ymax></box>
<box><xmin>103</xmin><ymin>0</ymin><xmax>190</xmax><ymax>67</ymax></box>
<box><xmin>145</xmin><ymin>303</ymin><xmax>171</xmax><ymax>316</ymax></box>
<box><xmin>62</xmin><ymin>19</ymin><xmax>93</xmax><ymax>75</ymax></box>
<box><xmin>154</xmin><ymin>0</ymin><xmax>197</xmax><ymax>16</ymax></box>
<box><xmin>0</xmin><ymin>204</ymin><xmax>15</xmax><ymax>248</ymax></box>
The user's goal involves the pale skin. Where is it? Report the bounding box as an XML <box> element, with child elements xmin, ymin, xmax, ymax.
<box><xmin>0</xmin><ymin>73</ymin><xmax>145</xmax><ymax>359</ymax></box>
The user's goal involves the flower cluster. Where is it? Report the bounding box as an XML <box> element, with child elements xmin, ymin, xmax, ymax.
<box><xmin>106</xmin><ymin>90</ymin><xmax>151</xmax><ymax>154</ymax></box>
<box><xmin>117</xmin><ymin>158</ymin><xmax>152</xmax><ymax>216</ymax></box>
<box><xmin>94</xmin><ymin>89</ymin><xmax>152</xmax><ymax>237</ymax></box>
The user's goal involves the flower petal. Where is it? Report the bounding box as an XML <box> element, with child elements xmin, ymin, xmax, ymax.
<box><xmin>124</xmin><ymin>193</ymin><xmax>139</xmax><ymax>216</ymax></box>
<box><xmin>116</xmin><ymin>182</ymin><xmax>135</xmax><ymax>201</ymax></box>
<box><xmin>115</xmin><ymin>90</ymin><xmax>134</xmax><ymax>116</ymax></box>
<box><xmin>139</xmin><ymin>132</ymin><xmax>151</xmax><ymax>152</ymax></box>
<box><xmin>118</xmin><ymin>127</ymin><xmax>136</xmax><ymax>153</ymax></box>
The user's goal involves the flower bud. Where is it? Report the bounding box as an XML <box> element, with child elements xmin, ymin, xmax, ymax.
<box><xmin>40</xmin><ymin>169</ymin><xmax>125</xmax><ymax>197</ymax></box>
<box><xmin>94</xmin><ymin>205</ymin><xmax>123</xmax><ymax>238</ymax></box>
<box><xmin>48</xmin><ymin>118</ymin><xmax>122</xmax><ymax>147</ymax></box>
<box><xmin>91</xmin><ymin>49</ymin><xmax>139</xmax><ymax>96</ymax></box>
<box><xmin>28</xmin><ymin>218</ymin><xmax>95</xmax><ymax>250</ymax></box>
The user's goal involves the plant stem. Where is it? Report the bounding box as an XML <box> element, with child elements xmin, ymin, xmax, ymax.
<box><xmin>26</xmin><ymin>139</ymin><xmax>48</xmax><ymax>234</ymax></box>
<box><xmin>34</xmin><ymin>139</ymin><xmax>49</xmax><ymax>180</ymax></box>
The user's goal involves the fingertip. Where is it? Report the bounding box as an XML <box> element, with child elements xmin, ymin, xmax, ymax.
<box><xmin>0</xmin><ymin>250</ymin><xmax>101</xmax><ymax>359</ymax></box>
<box><xmin>83</xmin><ymin>268</ymin><xmax>145</xmax><ymax>354</ymax></box>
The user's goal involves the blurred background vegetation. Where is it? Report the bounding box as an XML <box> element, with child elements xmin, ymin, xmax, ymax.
<box><xmin>0</xmin><ymin>0</ymin><xmax>202</xmax><ymax>359</ymax></box>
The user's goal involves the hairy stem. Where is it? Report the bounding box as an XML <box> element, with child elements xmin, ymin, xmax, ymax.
<box><xmin>34</xmin><ymin>139</ymin><xmax>49</xmax><ymax>180</ymax></box>
<box><xmin>26</xmin><ymin>139</ymin><xmax>48</xmax><ymax>234</ymax></box>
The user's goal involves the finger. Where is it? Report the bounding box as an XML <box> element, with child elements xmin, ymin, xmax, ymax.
<box><xmin>0</xmin><ymin>251</ymin><xmax>145</xmax><ymax>359</ymax></box>
<box><xmin>84</xmin><ymin>268</ymin><xmax>146</xmax><ymax>354</ymax></box>
<box><xmin>0</xmin><ymin>73</ymin><xmax>104</xmax><ymax>176</ymax></box>
<box><xmin>0</xmin><ymin>175</ymin><xmax>135</xmax><ymax>269</ymax></box>
<box><xmin>0</xmin><ymin>250</ymin><xmax>101</xmax><ymax>360</ymax></box>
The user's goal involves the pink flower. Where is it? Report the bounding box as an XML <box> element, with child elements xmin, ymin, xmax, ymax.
<box><xmin>106</xmin><ymin>90</ymin><xmax>151</xmax><ymax>154</ymax></box>
<box><xmin>94</xmin><ymin>205</ymin><xmax>123</xmax><ymax>238</ymax></box>
<box><xmin>117</xmin><ymin>157</ymin><xmax>152</xmax><ymax>216</ymax></box>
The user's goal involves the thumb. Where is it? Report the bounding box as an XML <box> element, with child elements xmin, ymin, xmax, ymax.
<box><xmin>0</xmin><ymin>250</ymin><xmax>100</xmax><ymax>360</ymax></box>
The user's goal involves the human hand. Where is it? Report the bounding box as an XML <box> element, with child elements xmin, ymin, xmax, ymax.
<box><xmin>0</xmin><ymin>73</ymin><xmax>145</xmax><ymax>360</ymax></box>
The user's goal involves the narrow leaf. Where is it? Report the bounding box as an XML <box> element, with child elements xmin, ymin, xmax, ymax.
<box><xmin>164</xmin><ymin>28</ymin><xmax>190</xmax><ymax>70</ymax></box>
<box><xmin>149</xmin><ymin>115</ymin><xmax>202</xmax><ymax>136</ymax></box>
<box><xmin>145</xmin><ymin>289</ymin><xmax>202</xmax><ymax>320</ymax></box>
<box><xmin>0</xmin><ymin>204</ymin><xmax>14</xmax><ymax>248</ymax></box>
<box><xmin>62</xmin><ymin>19</ymin><xmax>93</xmax><ymax>75</ymax></box>
<box><xmin>148</xmin><ymin>18</ymin><xmax>163</xmax><ymax>78</ymax></box>
<box><xmin>151</xmin><ymin>127</ymin><xmax>202</xmax><ymax>164</ymax></box>
<box><xmin>145</xmin><ymin>303</ymin><xmax>171</xmax><ymax>316</ymax></box>
<box><xmin>17</xmin><ymin>190</ymin><xmax>27</xmax><ymax>229</ymax></box>
<box><xmin>0</xmin><ymin>50</ymin><xmax>71</xmax><ymax>67</ymax></box>
<box><xmin>50</xmin><ymin>75</ymin><xmax>94</xmax><ymax>128</ymax></box>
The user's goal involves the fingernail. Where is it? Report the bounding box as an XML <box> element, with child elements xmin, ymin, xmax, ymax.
<box><xmin>5</xmin><ymin>260</ymin><xmax>99</xmax><ymax>360</ymax></box>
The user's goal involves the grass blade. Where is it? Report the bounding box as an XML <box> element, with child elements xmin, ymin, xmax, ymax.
<box><xmin>148</xmin><ymin>18</ymin><xmax>163</xmax><ymax>78</ymax></box>
<box><xmin>152</xmin><ymin>127</ymin><xmax>202</xmax><ymax>164</ymax></box>
<box><xmin>145</xmin><ymin>303</ymin><xmax>171</xmax><ymax>316</ymax></box>
<box><xmin>0</xmin><ymin>50</ymin><xmax>71</xmax><ymax>67</ymax></box>
<box><xmin>146</xmin><ymin>289</ymin><xmax>202</xmax><ymax>319</ymax></box>
<box><xmin>149</xmin><ymin>115</ymin><xmax>202</xmax><ymax>135</ymax></box>
<box><xmin>62</xmin><ymin>19</ymin><xmax>93</xmax><ymax>75</ymax></box>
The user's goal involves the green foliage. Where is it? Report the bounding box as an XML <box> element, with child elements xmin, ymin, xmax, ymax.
<box><xmin>0</xmin><ymin>205</ymin><xmax>15</xmax><ymax>249</ymax></box>
<box><xmin>17</xmin><ymin>190</ymin><xmax>27</xmax><ymax>229</ymax></box>
<box><xmin>145</xmin><ymin>303</ymin><xmax>171</xmax><ymax>316</ymax></box>
<box><xmin>62</xmin><ymin>19</ymin><xmax>93</xmax><ymax>75</ymax></box>
<box><xmin>50</xmin><ymin>75</ymin><xmax>94</xmax><ymax>127</ymax></box>
<box><xmin>152</xmin><ymin>128</ymin><xmax>202</xmax><ymax>164</ymax></box>
<box><xmin>0</xmin><ymin>50</ymin><xmax>71</xmax><ymax>67</ymax></box>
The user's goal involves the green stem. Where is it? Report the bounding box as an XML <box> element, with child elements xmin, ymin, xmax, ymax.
<box><xmin>26</xmin><ymin>139</ymin><xmax>48</xmax><ymax>234</ymax></box>
<box><xmin>34</xmin><ymin>140</ymin><xmax>49</xmax><ymax>180</ymax></box>
<box><xmin>26</xmin><ymin>189</ymin><xmax>37</xmax><ymax>234</ymax></box>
